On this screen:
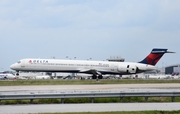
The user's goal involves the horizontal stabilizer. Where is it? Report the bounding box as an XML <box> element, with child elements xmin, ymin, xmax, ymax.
<box><xmin>151</xmin><ymin>48</ymin><xmax>175</xmax><ymax>54</ymax></box>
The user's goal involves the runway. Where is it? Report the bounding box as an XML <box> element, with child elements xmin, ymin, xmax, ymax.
<box><xmin>1</xmin><ymin>103</ymin><xmax>180</xmax><ymax>113</ymax></box>
<box><xmin>1</xmin><ymin>83</ymin><xmax>180</xmax><ymax>92</ymax></box>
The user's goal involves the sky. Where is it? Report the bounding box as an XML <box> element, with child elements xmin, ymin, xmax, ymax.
<box><xmin>0</xmin><ymin>0</ymin><xmax>180</xmax><ymax>70</ymax></box>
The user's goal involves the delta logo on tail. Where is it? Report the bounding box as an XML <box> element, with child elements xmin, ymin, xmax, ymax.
<box><xmin>139</xmin><ymin>48</ymin><xmax>175</xmax><ymax>66</ymax></box>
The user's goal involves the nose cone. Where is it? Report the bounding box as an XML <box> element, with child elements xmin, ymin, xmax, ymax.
<box><xmin>10</xmin><ymin>64</ymin><xmax>15</xmax><ymax>70</ymax></box>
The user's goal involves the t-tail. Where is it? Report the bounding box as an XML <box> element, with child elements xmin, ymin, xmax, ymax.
<box><xmin>139</xmin><ymin>48</ymin><xmax>174</xmax><ymax>66</ymax></box>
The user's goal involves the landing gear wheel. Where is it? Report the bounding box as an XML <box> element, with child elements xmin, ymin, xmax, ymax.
<box><xmin>16</xmin><ymin>71</ymin><xmax>19</xmax><ymax>76</ymax></box>
<box><xmin>92</xmin><ymin>75</ymin><xmax>96</xmax><ymax>79</ymax></box>
<box><xmin>98</xmin><ymin>75</ymin><xmax>103</xmax><ymax>79</ymax></box>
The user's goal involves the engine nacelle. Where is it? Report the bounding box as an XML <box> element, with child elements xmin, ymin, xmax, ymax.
<box><xmin>118</xmin><ymin>64</ymin><xmax>137</xmax><ymax>74</ymax></box>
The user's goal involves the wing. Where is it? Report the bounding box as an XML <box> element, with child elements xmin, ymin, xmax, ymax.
<box><xmin>78</xmin><ymin>69</ymin><xmax>101</xmax><ymax>75</ymax></box>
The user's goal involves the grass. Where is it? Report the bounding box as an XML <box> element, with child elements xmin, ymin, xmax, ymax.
<box><xmin>1</xmin><ymin>97</ymin><xmax>180</xmax><ymax>105</ymax></box>
<box><xmin>0</xmin><ymin>79</ymin><xmax>180</xmax><ymax>86</ymax></box>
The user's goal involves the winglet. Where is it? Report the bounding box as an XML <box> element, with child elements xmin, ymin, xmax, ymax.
<box><xmin>139</xmin><ymin>48</ymin><xmax>174</xmax><ymax>66</ymax></box>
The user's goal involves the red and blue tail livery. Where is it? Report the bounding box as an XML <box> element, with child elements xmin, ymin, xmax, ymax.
<box><xmin>139</xmin><ymin>48</ymin><xmax>174</xmax><ymax>66</ymax></box>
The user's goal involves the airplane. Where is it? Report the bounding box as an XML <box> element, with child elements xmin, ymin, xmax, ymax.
<box><xmin>144</xmin><ymin>74</ymin><xmax>171</xmax><ymax>79</ymax></box>
<box><xmin>171</xmin><ymin>73</ymin><xmax>179</xmax><ymax>79</ymax></box>
<box><xmin>33</xmin><ymin>75</ymin><xmax>51</xmax><ymax>80</ymax></box>
<box><xmin>15</xmin><ymin>72</ymin><xmax>51</xmax><ymax>80</ymax></box>
<box><xmin>10</xmin><ymin>48</ymin><xmax>174</xmax><ymax>79</ymax></box>
<box><xmin>0</xmin><ymin>71</ymin><xmax>16</xmax><ymax>80</ymax></box>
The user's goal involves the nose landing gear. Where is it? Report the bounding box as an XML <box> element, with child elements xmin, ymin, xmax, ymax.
<box><xmin>16</xmin><ymin>71</ymin><xmax>19</xmax><ymax>76</ymax></box>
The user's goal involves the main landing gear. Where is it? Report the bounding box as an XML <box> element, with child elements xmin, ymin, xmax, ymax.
<box><xmin>92</xmin><ymin>74</ymin><xmax>103</xmax><ymax>80</ymax></box>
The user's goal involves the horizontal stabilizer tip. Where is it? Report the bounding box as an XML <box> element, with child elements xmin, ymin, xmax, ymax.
<box><xmin>151</xmin><ymin>48</ymin><xmax>175</xmax><ymax>54</ymax></box>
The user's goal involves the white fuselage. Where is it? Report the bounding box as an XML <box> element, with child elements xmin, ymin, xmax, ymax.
<box><xmin>10</xmin><ymin>58</ymin><xmax>157</xmax><ymax>75</ymax></box>
<box><xmin>0</xmin><ymin>73</ymin><xmax>16</xmax><ymax>79</ymax></box>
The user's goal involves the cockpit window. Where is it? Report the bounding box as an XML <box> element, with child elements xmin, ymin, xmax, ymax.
<box><xmin>17</xmin><ymin>61</ymin><xmax>21</xmax><ymax>64</ymax></box>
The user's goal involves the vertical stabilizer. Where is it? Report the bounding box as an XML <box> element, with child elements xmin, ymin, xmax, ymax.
<box><xmin>139</xmin><ymin>48</ymin><xmax>174</xmax><ymax>66</ymax></box>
